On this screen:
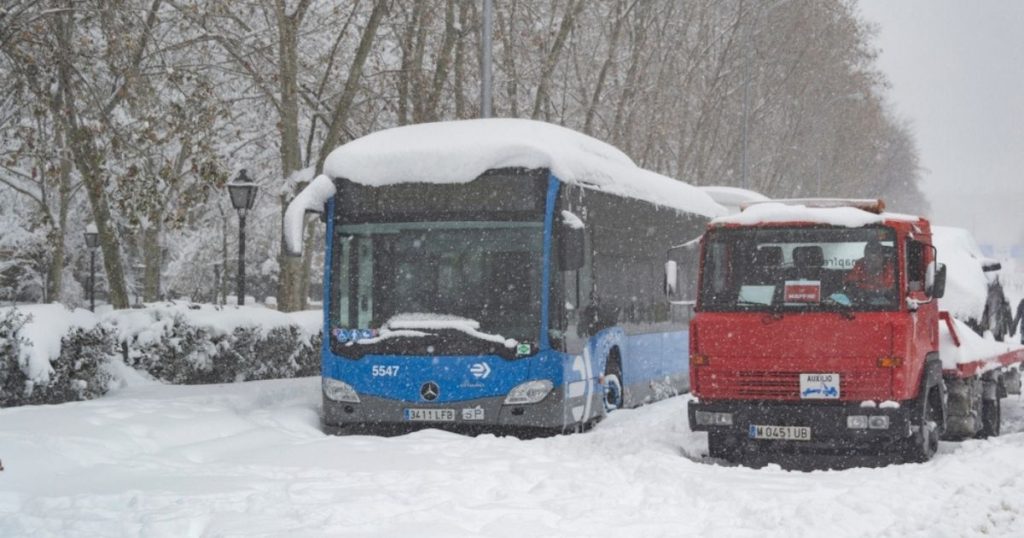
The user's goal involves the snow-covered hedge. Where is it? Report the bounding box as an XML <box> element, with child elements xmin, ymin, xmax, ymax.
<box><xmin>0</xmin><ymin>303</ymin><xmax>323</xmax><ymax>407</ymax></box>
<box><xmin>0</xmin><ymin>307</ymin><xmax>114</xmax><ymax>406</ymax></box>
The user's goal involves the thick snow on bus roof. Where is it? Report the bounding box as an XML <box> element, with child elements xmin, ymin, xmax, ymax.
<box><xmin>699</xmin><ymin>186</ymin><xmax>769</xmax><ymax>213</ymax></box>
<box><xmin>321</xmin><ymin>118</ymin><xmax>725</xmax><ymax>217</ymax></box>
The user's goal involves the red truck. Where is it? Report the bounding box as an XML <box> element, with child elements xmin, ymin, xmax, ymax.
<box><xmin>683</xmin><ymin>199</ymin><xmax>1024</xmax><ymax>465</ymax></box>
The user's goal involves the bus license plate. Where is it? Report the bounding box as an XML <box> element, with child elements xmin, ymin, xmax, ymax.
<box><xmin>749</xmin><ymin>424</ymin><xmax>811</xmax><ymax>441</ymax></box>
<box><xmin>404</xmin><ymin>408</ymin><xmax>456</xmax><ymax>422</ymax></box>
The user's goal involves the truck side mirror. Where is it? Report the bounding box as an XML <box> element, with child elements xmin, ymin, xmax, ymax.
<box><xmin>557</xmin><ymin>212</ymin><xmax>585</xmax><ymax>271</ymax></box>
<box><xmin>665</xmin><ymin>260</ymin><xmax>678</xmax><ymax>295</ymax></box>
<box><xmin>930</xmin><ymin>263</ymin><xmax>947</xmax><ymax>299</ymax></box>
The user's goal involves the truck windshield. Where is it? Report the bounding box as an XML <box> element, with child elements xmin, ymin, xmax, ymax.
<box><xmin>699</xmin><ymin>226</ymin><xmax>900</xmax><ymax>312</ymax></box>
<box><xmin>330</xmin><ymin>218</ymin><xmax>546</xmax><ymax>357</ymax></box>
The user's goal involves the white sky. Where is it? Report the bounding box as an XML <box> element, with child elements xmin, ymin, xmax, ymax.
<box><xmin>857</xmin><ymin>0</ymin><xmax>1024</xmax><ymax>248</ymax></box>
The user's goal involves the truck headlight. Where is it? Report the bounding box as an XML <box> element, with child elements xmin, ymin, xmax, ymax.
<box><xmin>695</xmin><ymin>411</ymin><xmax>733</xmax><ymax>426</ymax></box>
<box><xmin>323</xmin><ymin>377</ymin><xmax>360</xmax><ymax>403</ymax></box>
<box><xmin>847</xmin><ymin>415</ymin><xmax>868</xmax><ymax>429</ymax></box>
<box><xmin>505</xmin><ymin>380</ymin><xmax>553</xmax><ymax>404</ymax></box>
<box><xmin>868</xmin><ymin>415</ymin><xmax>890</xmax><ymax>429</ymax></box>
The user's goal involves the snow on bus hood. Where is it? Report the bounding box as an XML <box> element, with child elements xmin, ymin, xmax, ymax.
<box><xmin>370</xmin><ymin>313</ymin><xmax>518</xmax><ymax>348</ymax></box>
<box><xmin>321</xmin><ymin>118</ymin><xmax>725</xmax><ymax>218</ymax></box>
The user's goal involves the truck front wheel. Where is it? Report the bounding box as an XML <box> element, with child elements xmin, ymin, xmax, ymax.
<box><xmin>903</xmin><ymin>389</ymin><xmax>940</xmax><ymax>463</ymax></box>
<box><xmin>708</xmin><ymin>431</ymin><xmax>742</xmax><ymax>462</ymax></box>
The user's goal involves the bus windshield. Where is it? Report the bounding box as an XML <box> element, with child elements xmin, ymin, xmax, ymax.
<box><xmin>699</xmin><ymin>226</ymin><xmax>900</xmax><ymax>312</ymax></box>
<box><xmin>330</xmin><ymin>220</ymin><xmax>545</xmax><ymax>354</ymax></box>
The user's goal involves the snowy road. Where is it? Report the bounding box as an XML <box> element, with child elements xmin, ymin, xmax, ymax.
<box><xmin>2</xmin><ymin>377</ymin><xmax>1024</xmax><ymax>537</ymax></box>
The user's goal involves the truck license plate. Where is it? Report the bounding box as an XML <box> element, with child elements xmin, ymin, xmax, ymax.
<box><xmin>404</xmin><ymin>408</ymin><xmax>456</xmax><ymax>422</ymax></box>
<box><xmin>749</xmin><ymin>424</ymin><xmax>812</xmax><ymax>441</ymax></box>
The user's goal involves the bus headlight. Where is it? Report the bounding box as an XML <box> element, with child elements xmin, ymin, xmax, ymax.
<box><xmin>505</xmin><ymin>380</ymin><xmax>554</xmax><ymax>405</ymax></box>
<box><xmin>323</xmin><ymin>377</ymin><xmax>360</xmax><ymax>403</ymax></box>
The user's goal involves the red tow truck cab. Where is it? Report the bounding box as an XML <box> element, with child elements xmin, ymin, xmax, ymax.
<box><xmin>686</xmin><ymin>199</ymin><xmax>1022</xmax><ymax>464</ymax></box>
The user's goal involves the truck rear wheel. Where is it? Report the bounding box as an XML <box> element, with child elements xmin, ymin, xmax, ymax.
<box><xmin>978</xmin><ymin>397</ymin><xmax>1001</xmax><ymax>438</ymax></box>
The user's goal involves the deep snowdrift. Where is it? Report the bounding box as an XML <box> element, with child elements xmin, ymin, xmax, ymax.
<box><xmin>2</xmin><ymin>377</ymin><xmax>1024</xmax><ymax>537</ymax></box>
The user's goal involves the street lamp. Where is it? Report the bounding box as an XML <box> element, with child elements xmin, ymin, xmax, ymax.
<box><xmin>84</xmin><ymin>224</ymin><xmax>99</xmax><ymax>312</ymax></box>
<box><xmin>227</xmin><ymin>169</ymin><xmax>258</xmax><ymax>306</ymax></box>
<box><xmin>480</xmin><ymin>0</ymin><xmax>493</xmax><ymax>118</ymax></box>
<box><xmin>212</xmin><ymin>262</ymin><xmax>223</xmax><ymax>306</ymax></box>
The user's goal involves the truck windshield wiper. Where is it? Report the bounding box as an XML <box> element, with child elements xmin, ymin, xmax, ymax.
<box><xmin>821</xmin><ymin>297</ymin><xmax>857</xmax><ymax>320</ymax></box>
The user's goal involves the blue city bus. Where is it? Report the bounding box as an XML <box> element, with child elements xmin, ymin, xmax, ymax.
<box><xmin>302</xmin><ymin>123</ymin><xmax>719</xmax><ymax>435</ymax></box>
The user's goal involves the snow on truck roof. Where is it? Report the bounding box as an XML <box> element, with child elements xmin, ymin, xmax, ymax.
<box><xmin>713</xmin><ymin>200</ymin><xmax>922</xmax><ymax>228</ymax></box>
<box><xmin>286</xmin><ymin>119</ymin><xmax>726</xmax><ymax>252</ymax></box>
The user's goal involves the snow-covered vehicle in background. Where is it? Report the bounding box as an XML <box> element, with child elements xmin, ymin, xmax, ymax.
<box><xmin>683</xmin><ymin>199</ymin><xmax>1024</xmax><ymax>465</ymax></box>
<box><xmin>286</xmin><ymin>119</ymin><xmax>725</xmax><ymax>435</ymax></box>
<box><xmin>932</xmin><ymin>226</ymin><xmax>1015</xmax><ymax>341</ymax></box>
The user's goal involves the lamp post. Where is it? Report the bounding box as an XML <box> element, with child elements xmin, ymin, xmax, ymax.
<box><xmin>84</xmin><ymin>224</ymin><xmax>99</xmax><ymax>312</ymax></box>
<box><xmin>213</xmin><ymin>262</ymin><xmax>222</xmax><ymax>305</ymax></box>
<box><xmin>480</xmin><ymin>0</ymin><xmax>493</xmax><ymax>118</ymax></box>
<box><xmin>227</xmin><ymin>170</ymin><xmax>258</xmax><ymax>306</ymax></box>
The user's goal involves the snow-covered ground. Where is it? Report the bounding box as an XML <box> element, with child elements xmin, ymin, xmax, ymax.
<box><xmin>3</xmin><ymin>377</ymin><xmax>1024</xmax><ymax>537</ymax></box>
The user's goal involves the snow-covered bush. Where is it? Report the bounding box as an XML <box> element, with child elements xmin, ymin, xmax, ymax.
<box><xmin>120</xmin><ymin>315</ymin><xmax>319</xmax><ymax>385</ymax></box>
<box><xmin>0</xmin><ymin>308</ymin><xmax>32</xmax><ymax>405</ymax></box>
<box><xmin>214</xmin><ymin>325</ymin><xmax>319</xmax><ymax>382</ymax></box>
<box><xmin>108</xmin><ymin>303</ymin><xmax>321</xmax><ymax>386</ymax></box>
<box><xmin>120</xmin><ymin>312</ymin><xmax>221</xmax><ymax>384</ymax></box>
<box><xmin>0</xmin><ymin>308</ymin><xmax>116</xmax><ymax>407</ymax></box>
<box><xmin>0</xmin><ymin>303</ymin><xmax>323</xmax><ymax>407</ymax></box>
<box><xmin>44</xmin><ymin>326</ymin><xmax>116</xmax><ymax>403</ymax></box>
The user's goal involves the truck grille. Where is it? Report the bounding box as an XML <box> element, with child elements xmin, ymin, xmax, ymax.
<box><xmin>697</xmin><ymin>370</ymin><xmax>889</xmax><ymax>400</ymax></box>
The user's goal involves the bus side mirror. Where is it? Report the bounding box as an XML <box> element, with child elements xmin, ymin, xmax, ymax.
<box><xmin>307</xmin><ymin>203</ymin><xmax>328</xmax><ymax>224</ymax></box>
<box><xmin>665</xmin><ymin>260</ymin><xmax>678</xmax><ymax>295</ymax></box>
<box><xmin>558</xmin><ymin>212</ymin><xmax>585</xmax><ymax>271</ymax></box>
<box><xmin>284</xmin><ymin>174</ymin><xmax>336</xmax><ymax>256</ymax></box>
<box><xmin>929</xmin><ymin>263</ymin><xmax>947</xmax><ymax>299</ymax></box>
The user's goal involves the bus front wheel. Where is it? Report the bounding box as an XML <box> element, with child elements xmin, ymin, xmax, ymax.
<box><xmin>603</xmin><ymin>351</ymin><xmax>623</xmax><ymax>412</ymax></box>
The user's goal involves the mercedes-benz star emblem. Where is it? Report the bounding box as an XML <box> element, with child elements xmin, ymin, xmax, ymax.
<box><xmin>420</xmin><ymin>382</ymin><xmax>439</xmax><ymax>401</ymax></box>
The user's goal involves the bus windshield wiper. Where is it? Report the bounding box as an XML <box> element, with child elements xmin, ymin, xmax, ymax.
<box><xmin>383</xmin><ymin>313</ymin><xmax>518</xmax><ymax>348</ymax></box>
